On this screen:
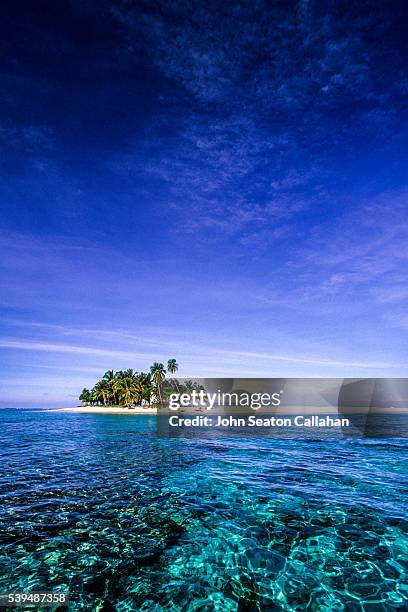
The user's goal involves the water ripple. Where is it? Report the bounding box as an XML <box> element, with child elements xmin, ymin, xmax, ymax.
<box><xmin>0</xmin><ymin>410</ymin><xmax>407</xmax><ymax>610</ymax></box>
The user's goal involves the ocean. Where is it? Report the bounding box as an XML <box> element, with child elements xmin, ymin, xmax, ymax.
<box><xmin>0</xmin><ymin>409</ymin><xmax>407</xmax><ymax>610</ymax></box>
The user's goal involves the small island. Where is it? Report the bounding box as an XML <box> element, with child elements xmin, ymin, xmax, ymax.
<box><xmin>60</xmin><ymin>359</ymin><xmax>202</xmax><ymax>413</ymax></box>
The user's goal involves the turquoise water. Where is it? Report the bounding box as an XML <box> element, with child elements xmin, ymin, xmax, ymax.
<box><xmin>0</xmin><ymin>409</ymin><xmax>407</xmax><ymax>611</ymax></box>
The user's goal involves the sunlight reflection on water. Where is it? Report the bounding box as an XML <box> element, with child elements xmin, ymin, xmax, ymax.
<box><xmin>0</xmin><ymin>410</ymin><xmax>407</xmax><ymax>610</ymax></box>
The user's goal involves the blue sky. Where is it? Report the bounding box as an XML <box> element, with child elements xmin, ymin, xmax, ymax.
<box><xmin>1</xmin><ymin>0</ymin><xmax>408</xmax><ymax>405</ymax></box>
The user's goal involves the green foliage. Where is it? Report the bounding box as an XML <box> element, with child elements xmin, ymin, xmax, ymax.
<box><xmin>161</xmin><ymin>378</ymin><xmax>204</xmax><ymax>399</ymax></box>
<box><xmin>79</xmin><ymin>388</ymin><xmax>91</xmax><ymax>404</ymax></box>
<box><xmin>78</xmin><ymin>360</ymin><xmax>180</xmax><ymax>407</ymax></box>
<box><xmin>167</xmin><ymin>358</ymin><xmax>178</xmax><ymax>375</ymax></box>
<box><xmin>150</xmin><ymin>362</ymin><xmax>166</xmax><ymax>404</ymax></box>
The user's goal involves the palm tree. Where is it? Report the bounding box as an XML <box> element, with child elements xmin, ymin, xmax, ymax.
<box><xmin>123</xmin><ymin>368</ymin><xmax>137</xmax><ymax>379</ymax></box>
<box><xmin>167</xmin><ymin>358</ymin><xmax>179</xmax><ymax>392</ymax></box>
<box><xmin>150</xmin><ymin>362</ymin><xmax>166</xmax><ymax>404</ymax></box>
<box><xmin>137</xmin><ymin>371</ymin><xmax>151</xmax><ymax>387</ymax></box>
<box><xmin>118</xmin><ymin>378</ymin><xmax>139</xmax><ymax>405</ymax></box>
<box><xmin>103</xmin><ymin>369</ymin><xmax>117</xmax><ymax>404</ymax></box>
<box><xmin>79</xmin><ymin>388</ymin><xmax>91</xmax><ymax>404</ymax></box>
<box><xmin>110</xmin><ymin>369</ymin><xmax>136</xmax><ymax>405</ymax></box>
<box><xmin>103</xmin><ymin>370</ymin><xmax>115</xmax><ymax>382</ymax></box>
<box><xmin>93</xmin><ymin>380</ymin><xmax>110</xmax><ymax>405</ymax></box>
<box><xmin>136</xmin><ymin>372</ymin><xmax>152</xmax><ymax>405</ymax></box>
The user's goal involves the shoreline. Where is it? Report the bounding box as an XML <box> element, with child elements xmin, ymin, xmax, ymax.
<box><xmin>45</xmin><ymin>406</ymin><xmax>408</xmax><ymax>415</ymax></box>
<box><xmin>50</xmin><ymin>406</ymin><xmax>158</xmax><ymax>414</ymax></box>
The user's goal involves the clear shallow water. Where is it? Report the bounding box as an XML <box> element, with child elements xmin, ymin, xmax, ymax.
<box><xmin>0</xmin><ymin>410</ymin><xmax>407</xmax><ymax>611</ymax></box>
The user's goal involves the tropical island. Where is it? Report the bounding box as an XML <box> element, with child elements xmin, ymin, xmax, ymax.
<box><xmin>76</xmin><ymin>359</ymin><xmax>201</xmax><ymax>410</ymax></box>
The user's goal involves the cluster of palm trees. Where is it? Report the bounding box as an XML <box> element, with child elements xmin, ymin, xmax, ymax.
<box><xmin>79</xmin><ymin>359</ymin><xmax>179</xmax><ymax>406</ymax></box>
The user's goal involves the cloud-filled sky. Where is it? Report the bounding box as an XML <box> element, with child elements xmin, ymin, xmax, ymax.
<box><xmin>1</xmin><ymin>0</ymin><xmax>408</xmax><ymax>405</ymax></box>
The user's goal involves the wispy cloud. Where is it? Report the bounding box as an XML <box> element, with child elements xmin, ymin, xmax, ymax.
<box><xmin>113</xmin><ymin>0</ymin><xmax>406</xmax><ymax>242</ymax></box>
<box><xmin>0</xmin><ymin>333</ymin><xmax>403</xmax><ymax>373</ymax></box>
<box><xmin>221</xmin><ymin>349</ymin><xmax>400</xmax><ymax>371</ymax></box>
<box><xmin>0</xmin><ymin>339</ymin><xmax>156</xmax><ymax>360</ymax></box>
<box><xmin>252</xmin><ymin>189</ymin><xmax>408</xmax><ymax>323</ymax></box>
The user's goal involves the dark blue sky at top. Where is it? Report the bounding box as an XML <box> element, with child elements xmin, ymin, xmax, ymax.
<box><xmin>1</xmin><ymin>0</ymin><xmax>408</xmax><ymax>404</ymax></box>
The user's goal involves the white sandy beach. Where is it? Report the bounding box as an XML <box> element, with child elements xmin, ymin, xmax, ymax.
<box><xmin>50</xmin><ymin>406</ymin><xmax>408</xmax><ymax>415</ymax></box>
<box><xmin>52</xmin><ymin>406</ymin><xmax>158</xmax><ymax>414</ymax></box>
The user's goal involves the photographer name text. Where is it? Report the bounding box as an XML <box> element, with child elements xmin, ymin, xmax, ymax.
<box><xmin>168</xmin><ymin>415</ymin><xmax>350</xmax><ymax>428</ymax></box>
